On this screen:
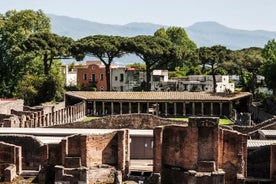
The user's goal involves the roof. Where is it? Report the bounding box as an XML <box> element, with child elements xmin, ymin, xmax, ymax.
<box><xmin>258</xmin><ymin>130</ymin><xmax>276</xmax><ymax>138</ymax></box>
<box><xmin>247</xmin><ymin>139</ymin><xmax>276</xmax><ymax>149</ymax></box>
<box><xmin>65</xmin><ymin>91</ymin><xmax>252</xmax><ymax>102</ymax></box>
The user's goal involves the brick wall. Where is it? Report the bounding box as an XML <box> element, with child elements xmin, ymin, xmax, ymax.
<box><xmin>0</xmin><ymin>135</ymin><xmax>43</xmax><ymax>170</ymax></box>
<box><xmin>155</xmin><ymin>117</ymin><xmax>247</xmax><ymax>184</ymax></box>
<box><xmin>62</xmin><ymin>130</ymin><xmax>128</xmax><ymax>168</ymax></box>
<box><xmin>271</xmin><ymin>144</ymin><xmax>276</xmax><ymax>179</ymax></box>
<box><xmin>219</xmin><ymin>129</ymin><xmax>247</xmax><ymax>183</ymax></box>
<box><xmin>0</xmin><ymin>141</ymin><xmax>22</xmax><ymax>178</ymax></box>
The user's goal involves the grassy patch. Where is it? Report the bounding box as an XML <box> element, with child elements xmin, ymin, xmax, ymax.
<box><xmin>168</xmin><ymin>117</ymin><xmax>234</xmax><ymax>125</ymax></box>
<box><xmin>219</xmin><ymin>118</ymin><xmax>234</xmax><ymax>125</ymax></box>
<box><xmin>82</xmin><ymin>116</ymin><xmax>98</xmax><ymax>122</ymax></box>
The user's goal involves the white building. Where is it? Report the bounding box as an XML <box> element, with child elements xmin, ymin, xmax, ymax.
<box><xmin>172</xmin><ymin>75</ymin><xmax>235</xmax><ymax>92</ymax></box>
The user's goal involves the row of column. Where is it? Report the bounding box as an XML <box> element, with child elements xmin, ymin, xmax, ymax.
<box><xmin>90</xmin><ymin>101</ymin><xmax>233</xmax><ymax>117</ymax></box>
<box><xmin>21</xmin><ymin>102</ymin><xmax>86</xmax><ymax>128</ymax></box>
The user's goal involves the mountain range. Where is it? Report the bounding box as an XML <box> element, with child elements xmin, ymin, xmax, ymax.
<box><xmin>48</xmin><ymin>14</ymin><xmax>276</xmax><ymax>64</ymax></box>
<box><xmin>48</xmin><ymin>14</ymin><xmax>276</xmax><ymax>50</ymax></box>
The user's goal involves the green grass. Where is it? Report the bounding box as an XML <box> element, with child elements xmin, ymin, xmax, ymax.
<box><xmin>168</xmin><ymin>117</ymin><xmax>234</xmax><ymax>125</ymax></box>
<box><xmin>82</xmin><ymin>116</ymin><xmax>98</xmax><ymax>122</ymax></box>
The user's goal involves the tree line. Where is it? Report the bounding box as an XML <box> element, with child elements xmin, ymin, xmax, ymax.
<box><xmin>1</xmin><ymin>9</ymin><xmax>276</xmax><ymax>106</ymax></box>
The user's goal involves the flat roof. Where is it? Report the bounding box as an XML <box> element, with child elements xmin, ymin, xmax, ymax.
<box><xmin>247</xmin><ymin>139</ymin><xmax>276</xmax><ymax>149</ymax></box>
<box><xmin>65</xmin><ymin>91</ymin><xmax>251</xmax><ymax>102</ymax></box>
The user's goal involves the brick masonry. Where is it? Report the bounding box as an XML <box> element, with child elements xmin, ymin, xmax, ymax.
<box><xmin>0</xmin><ymin>141</ymin><xmax>22</xmax><ymax>181</ymax></box>
<box><xmin>154</xmin><ymin>117</ymin><xmax>247</xmax><ymax>184</ymax></box>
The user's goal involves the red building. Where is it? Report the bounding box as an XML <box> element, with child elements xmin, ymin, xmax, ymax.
<box><xmin>77</xmin><ymin>61</ymin><xmax>107</xmax><ymax>91</ymax></box>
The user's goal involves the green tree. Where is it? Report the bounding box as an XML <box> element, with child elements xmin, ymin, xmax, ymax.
<box><xmin>198</xmin><ymin>45</ymin><xmax>229</xmax><ymax>93</ymax></box>
<box><xmin>261</xmin><ymin>39</ymin><xmax>276</xmax><ymax>94</ymax></box>
<box><xmin>0</xmin><ymin>9</ymin><xmax>50</xmax><ymax>97</ymax></box>
<box><xmin>73</xmin><ymin>35</ymin><xmax>126</xmax><ymax>91</ymax></box>
<box><xmin>17</xmin><ymin>60</ymin><xmax>65</xmax><ymax>105</ymax></box>
<box><xmin>21</xmin><ymin>32</ymin><xmax>73</xmax><ymax>75</ymax></box>
<box><xmin>126</xmin><ymin>62</ymin><xmax>146</xmax><ymax>70</ymax></box>
<box><xmin>125</xmin><ymin>35</ymin><xmax>180</xmax><ymax>90</ymax></box>
<box><xmin>236</xmin><ymin>47</ymin><xmax>263</xmax><ymax>96</ymax></box>
<box><xmin>154</xmin><ymin>27</ymin><xmax>197</xmax><ymax>71</ymax></box>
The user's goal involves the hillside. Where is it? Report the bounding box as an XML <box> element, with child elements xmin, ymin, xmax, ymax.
<box><xmin>48</xmin><ymin>14</ymin><xmax>276</xmax><ymax>50</ymax></box>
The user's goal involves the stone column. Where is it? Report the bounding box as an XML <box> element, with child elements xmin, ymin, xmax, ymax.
<box><xmin>128</xmin><ymin>102</ymin><xmax>131</xmax><ymax>114</ymax></box>
<box><xmin>120</xmin><ymin>102</ymin><xmax>123</xmax><ymax>114</ymax></box>
<box><xmin>153</xmin><ymin>126</ymin><xmax>163</xmax><ymax>173</ymax></box>
<box><xmin>111</xmin><ymin>102</ymin><xmax>114</xmax><ymax>115</ymax></box>
<box><xmin>102</xmin><ymin>102</ymin><xmax>105</xmax><ymax>115</ymax></box>
<box><xmin>201</xmin><ymin>102</ymin><xmax>204</xmax><ymax>116</ymax></box>
<box><xmin>183</xmin><ymin>102</ymin><xmax>186</xmax><ymax>117</ymax></box>
<box><xmin>174</xmin><ymin>103</ymin><xmax>177</xmax><ymax>117</ymax></box>
<box><xmin>219</xmin><ymin>102</ymin><xmax>223</xmax><ymax>117</ymax></box>
<box><xmin>147</xmin><ymin>102</ymin><xmax>149</xmax><ymax>113</ymax></box>
<box><xmin>137</xmin><ymin>102</ymin><xmax>140</xmax><ymax>114</ymax></box>
<box><xmin>165</xmin><ymin>102</ymin><xmax>168</xmax><ymax>116</ymax></box>
<box><xmin>210</xmin><ymin>103</ymin><xmax>213</xmax><ymax>116</ymax></box>
<box><xmin>270</xmin><ymin>144</ymin><xmax>276</xmax><ymax>179</ymax></box>
<box><xmin>117</xmin><ymin>130</ymin><xmax>130</xmax><ymax>179</ymax></box>
<box><xmin>192</xmin><ymin>102</ymin><xmax>195</xmax><ymax>116</ymax></box>
<box><xmin>229</xmin><ymin>101</ymin><xmax>233</xmax><ymax>117</ymax></box>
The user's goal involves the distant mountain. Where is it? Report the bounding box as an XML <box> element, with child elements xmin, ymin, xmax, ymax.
<box><xmin>48</xmin><ymin>14</ymin><xmax>276</xmax><ymax>64</ymax></box>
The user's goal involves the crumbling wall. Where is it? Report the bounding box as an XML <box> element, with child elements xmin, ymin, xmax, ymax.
<box><xmin>0</xmin><ymin>135</ymin><xmax>44</xmax><ymax>170</ymax></box>
<box><xmin>0</xmin><ymin>99</ymin><xmax>24</xmax><ymax>115</ymax></box>
<box><xmin>53</xmin><ymin>113</ymin><xmax>187</xmax><ymax>129</ymax></box>
<box><xmin>154</xmin><ymin>117</ymin><xmax>247</xmax><ymax>184</ymax></box>
<box><xmin>219</xmin><ymin>129</ymin><xmax>247</xmax><ymax>184</ymax></box>
<box><xmin>0</xmin><ymin>142</ymin><xmax>22</xmax><ymax>179</ymax></box>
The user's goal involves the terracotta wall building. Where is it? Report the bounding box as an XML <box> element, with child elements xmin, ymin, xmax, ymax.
<box><xmin>77</xmin><ymin>61</ymin><xmax>107</xmax><ymax>91</ymax></box>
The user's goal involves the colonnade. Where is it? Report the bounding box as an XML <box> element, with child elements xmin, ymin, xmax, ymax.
<box><xmin>87</xmin><ymin>101</ymin><xmax>233</xmax><ymax>118</ymax></box>
<box><xmin>10</xmin><ymin>102</ymin><xmax>86</xmax><ymax>128</ymax></box>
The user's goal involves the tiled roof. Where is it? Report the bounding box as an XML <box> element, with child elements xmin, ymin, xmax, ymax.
<box><xmin>65</xmin><ymin>91</ymin><xmax>251</xmax><ymax>102</ymax></box>
<box><xmin>247</xmin><ymin>139</ymin><xmax>276</xmax><ymax>149</ymax></box>
<box><xmin>258</xmin><ymin>130</ymin><xmax>276</xmax><ymax>138</ymax></box>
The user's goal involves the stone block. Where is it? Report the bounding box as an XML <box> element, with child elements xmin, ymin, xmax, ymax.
<box><xmin>4</xmin><ymin>164</ymin><xmax>17</xmax><ymax>182</ymax></box>
<box><xmin>64</xmin><ymin>157</ymin><xmax>81</xmax><ymax>168</ymax></box>
<box><xmin>188</xmin><ymin>116</ymin><xmax>219</xmax><ymax>127</ymax></box>
<box><xmin>198</xmin><ymin>161</ymin><xmax>216</xmax><ymax>172</ymax></box>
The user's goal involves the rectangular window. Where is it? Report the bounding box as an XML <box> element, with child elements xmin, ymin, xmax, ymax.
<box><xmin>91</xmin><ymin>74</ymin><xmax>96</xmax><ymax>82</ymax></box>
<box><xmin>120</xmin><ymin>74</ymin><xmax>124</xmax><ymax>82</ymax></box>
<box><xmin>115</xmin><ymin>76</ymin><xmax>118</xmax><ymax>81</ymax></box>
<box><xmin>100</xmin><ymin>73</ymin><xmax>104</xmax><ymax>80</ymax></box>
<box><xmin>83</xmin><ymin>74</ymin><xmax>87</xmax><ymax>80</ymax></box>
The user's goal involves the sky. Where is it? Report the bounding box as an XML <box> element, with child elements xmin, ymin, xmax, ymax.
<box><xmin>1</xmin><ymin>0</ymin><xmax>276</xmax><ymax>31</ymax></box>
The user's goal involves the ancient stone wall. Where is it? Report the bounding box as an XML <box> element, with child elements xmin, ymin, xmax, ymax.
<box><xmin>271</xmin><ymin>144</ymin><xmax>276</xmax><ymax>180</ymax></box>
<box><xmin>54</xmin><ymin>113</ymin><xmax>187</xmax><ymax>129</ymax></box>
<box><xmin>0</xmin><ymin>135</ymin><xmax>44</xmax><ymax>170</ymax></box>
<box><xmin>154</xmin><ymin>117</ymin><xmax>247</xmax><ymax>184</ymax></box>
<box><xmin>0</xmin><ymin>141</ymin><xmax>22</xmax><ymax>179</ymax></box>
<box><xmin>61</xmin><ymin>130</ymin><xmax>129</xmax><ymax>170</ymax></box>
<box><xmin>3</xmin><ymin>101</ymin><xmax>85</xmax><ymax>128</ymax></box>
<box><xmin>247</xmin><ymin>146</ymin><xmax>270</xmax><ymax>179</ymax></box>
<box><xmin>0</xmin><ymin>99</ymin><xmax>24</xmax><ymax>115</ymax></box>
<box><xmin>55</xmin><ymin>130</ymin><xmax>129</xmax><ymax>183</ymax></box>
<box><xmin>0</xmin><ymin>114</ymin><xmax>21</xmax><ymax>127</ymax></box>
<box><xmin>219</xmin><ymin>129</ymin><xmax>247</xmax><ymax>183</ymax></box>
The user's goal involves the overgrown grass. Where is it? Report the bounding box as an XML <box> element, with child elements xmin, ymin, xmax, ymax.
<box><xmin>82</xmin><ymin>116</ymin><xmax>98</xmax><ymax>122</ymax></box>
<box><xmin>168</xmin><ymin>117</ymin><xmax>234</xmax><ymax>125</ymax></box>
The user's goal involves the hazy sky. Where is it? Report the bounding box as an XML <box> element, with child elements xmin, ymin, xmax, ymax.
<box><xmin>1</xmin><ymin>0</ymin><xmax>276</xmax><ymax>31</ymax></box>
